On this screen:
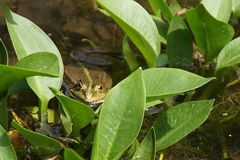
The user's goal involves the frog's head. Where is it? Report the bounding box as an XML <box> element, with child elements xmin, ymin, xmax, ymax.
<box><xmin>69</xmin><ymin>82</ymin><xmax>110</xmax><ymax>104</ymax></box>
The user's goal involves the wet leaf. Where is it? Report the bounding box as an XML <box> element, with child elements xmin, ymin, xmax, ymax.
<box><xmin>0</xmin><ymin>39</ymin><xmax>8</xmax><ymax>65</ymax></box>
<box><xmin>64</xmin><ymin>148</ymin><xmax>84</xmax><ymax>160</ymax></box>
<box><xmin>202</xmin><ymin>0</ymin><xmax>232</xmax><ymax>23</ymax></box>
<box><xmin>167</xmin><ymin>14</ymin><xmax>193</xmax><ymax>67</ymax></box>
<box><xmin>143</xmin><ymin>68</ymin><xmax>214</xmax><ymax>98</ymax></box>
<box><xmin>91</xmin><ymin>68</ymin><xmax>145</xmax><ymax>159</ymax></box>
<box><xmin>12</xmin><ymin>120</ymin><xmax>62</xmax><ymax>157</ymax></box>
<box><xmin>216</xmin><ymin>37</ymin><xmax>240</xmax><ymax>71</ymax></box>
<box><xmin>186</xmin><ymin>4</ymin><xmax>234</xmax><ymax>61</ymax></box>
<box><xmin>51</xmin><ymin>88</ymin><xmax>95</xmax><ymax>137</ymax></box>
<box><xmin>0</xmin><ymin>124</ymin><xmax>17</xmax><ymax>160</ymax></box>
<box><xmin>154</xmin><ymin>100</ymin><xmax>214</xmax><ymax>151</ymax></box>
<box><xmin>132</xmin><ymin>128</ymin><xmax>156</xmax><ymax>160</ymax></box>
<box><xmin>97</xmin><ymin>0</ymin><xmax>160</xmax><ymax>67</ymax></box>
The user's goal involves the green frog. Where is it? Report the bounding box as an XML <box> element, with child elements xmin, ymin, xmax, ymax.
<box><xmin>64</xmin><ymin>62</ymin><xmax>112</xmax><ymax>104</ymax></box>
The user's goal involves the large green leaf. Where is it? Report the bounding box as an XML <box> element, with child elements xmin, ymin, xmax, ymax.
<box><xmin>216</xmin><ymin>37</ymin><xmax>240</xmax><ymax>71</ymax></box>
<box><xmin>0</xmin><ymin>52</ymin><xmax>59</xmax><ymax>98</ymax></box>
<box><xmin>154</xmin><ymin>100</ymin><xmax>214</xmax><ymax>151</ymax></box>
<box><xmin>0</xmin><ymin>39</ymin><xmax>8</xmax><ymax>65</ymax></box>
<box><xmin>0</xmin><ymin>125</ymin><xmax>17</xmax><ymax>160</ymax></box>
<box><xmin>97</xmin><ymin>0</ymin><xmax>160</xmax><ymax>67</ymax></box>
<box><xmin>64</xmin><ymin>148</ymin><xmax>84</xmax><ymax>160</ymax></box>
<box><xmin>51</xmin><ymin>88</ymin><xmax>95</xmax><ymax>137</ymax></box>
<box><xmin>202</xmin><ymin>0</ymin><xmax>232</xmax><ymax>23</ymax></box>
<box><xmin>132</xmin><ymin>128</ymin><xmax>156</xmax><ymax>160</ymax></box>
<box><xmin>4</xmin><ymin>5</ymin><xmax>64</xmax><ymax>114</ymax></box>
<box><xmin>186</xmin><ymin>4</ymin><xmax>234</xmax><ymax>61</ymax></box>
<box><xmin>167</xmin><ymin>14</ymin><xmax>193</xmax><ymax>67</ymax></box>
<box><xmin>91</xmin><ymin>68</ymin><xmax>145</xmax><ymax>159</ymax></box>
<box><xmin>12</xmin><ymin>120</ymin><xmax>62</xmax><ymax>157</ymax></box>
<box><xmin>143</xmin><ymin>68</ymin><xmax>214</xmax><ymax>98</ymax></box>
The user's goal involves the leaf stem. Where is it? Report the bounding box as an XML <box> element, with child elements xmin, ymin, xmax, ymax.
<box><xmin>39</xmin><ymin>97</ymin><xmax>49</xmax><ymax>125</ymax></box>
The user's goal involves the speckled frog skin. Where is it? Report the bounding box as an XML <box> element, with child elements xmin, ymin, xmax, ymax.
<box><xmin>64</xmin><ymin>62</ymin><xmax>112</xmax><ymax>104</ymax></box>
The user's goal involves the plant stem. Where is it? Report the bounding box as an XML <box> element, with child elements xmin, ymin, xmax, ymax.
<box><xmin>39</xmin><ymin>97</ymin><xmax>49</xmax><ymax>126</ymax></box>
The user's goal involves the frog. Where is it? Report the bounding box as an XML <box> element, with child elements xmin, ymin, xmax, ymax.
<box><xmin>64</xmin><ymin>62</ymin><xmax>112</xmax><ymax>104</ymax></box>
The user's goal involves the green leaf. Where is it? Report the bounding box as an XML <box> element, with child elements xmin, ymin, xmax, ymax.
<box><xmin>12</xmin><ymin>120</ymin><xmax>62</xmax><ymax>157</ymax></box>
<box><xmin>148</xmin><ymin>0</ymin><xmax>173</xmax><ymax>21</ymax></box>
<box><xmin>97</xmin><ymin>0</ymin><xmax>160</xmax><ymax>67</ymax></box>
<box><xmin>232</xmin><ymin>0</ymin><xmax>240</xmax><ymax>17</ymax></box>
<box><xmin>124</xmin><ymin>140</ymin><xmax>139</xmax><ymax>159</ymax></box>
<box><xmin>64</xmin><ymin>148</ymin><xmax>84</xmax><ymax>160</ymax></box>
<box><xmin>154</xmin><ymin>100</ymin><xmax>214</xmax><ymax>151</ymax></box>
<box><xmin>167</xmin><ymin>14</ymin><xmax>193</xmax><ymax>68</ymax></box>
<box><xmin>148</xmin><ymin>0</ymin><xmax>161</xmax><ymax>17</ymax></box>
<box><xmin>216</xmin><ymin>37</ymin><xmax>240</xmax><ymax>71</ymax></box>
<box><xmin>4</xmin><ymin>5</ymin><xmax>64</xmax><ymax>115</ymax></box>
<box><xmin>0</xmin><ymin>39</ymin><xmax>8</xmax><ymax>65</ymax></box>
<box><xmin>168</xmin><ymin>0</ymin><xmax>181</xmax><ymax>14</ymax></box>
<box><xmin>132</xmin><ymin>128</ymin><xmax>156</xmax><ymax>160</ymax></box>
<box><xmin>91</xmin><ymin>68</ymin><xmax>145</xmax><ymax>159</ymax></box>
<box><xmin>0</xmin><ymin>52</ymin><xmax>59</xmax><ymax>98</ymax></box>
<box><xmin>0</xmin><ymin>125</ymin><xmax>17</xmax><ymax>160</ymax></box>
<box><xmin>51</xmin><ymin>88</ymin><xmax>95</xmax><ymax>137</ymax></box>
<box><xmin>152</xmin><ymin>16</ymin><xmax>168</xmax><ymax>44</ymax></box>
<box><xmin>143</xmin><ymin>68</ymin><xmax>214</xmax><ymax>98</ymax></box>
<box><xmin>122</xmin><ymin>36</ymin><xmax>139</xmax><ymax>72</ymax></box>
<box><xmin>202</xmin><ymin>0</ymin><xmax>232</xmax><ymax>23</ymax></box>
<box><xmin>186</xmin><ymin>4</ymin><xmax>234</xmax><ymax>61</ymax></box>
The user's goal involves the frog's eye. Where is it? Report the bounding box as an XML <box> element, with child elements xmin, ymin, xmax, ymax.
<box><xmin>95</xmin><ymin>85</ymin><xmax>103</xmax><ymax>91</ymax></box>
<box><xmin>74</xmin><ymin>81</ymin><xmax>83</xmax><ymax>91</ymax></box>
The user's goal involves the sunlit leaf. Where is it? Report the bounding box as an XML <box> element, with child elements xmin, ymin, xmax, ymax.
<box><xmin>132</xmin><ymin>128</ymin><xmax>156</xmax><ymax>160</ymax></box>
<box><xmin>64</xmin><ymin>148</ymin><xmax>84</xmax><ymax>160</ymax></box>
<box><xmin>154</xmin><ymin>100</ymin><xmax>214</xmax><ymax>151</ymax></box>
<box><xmin>12</xmin><ymin>120</ymin><xmax>62</xmax><ymax>157</ymax></box>
<box><xmin>51</xmin><ymin>88</ymin><xmax>95</xmax><ymax>137</ymax></box>
<box><xmin>186</xmin><ymin>4</ymin><xmax>234</xmax><ymax>61</ymax></box>
<box><xmin>216</xmin><ymin>37</ymin><xmax>240</xmax><ymax>71</ymax></box>
<box><xmin>232</xmin><ymin>0</ymin><xmax>240</xmax><ymax>17</ymax></box>
<box><xmin>0</xmin><ymin>52</ymin><xmax>59</xmax><ymax>98</ymax></box>
<box><xmin>97</xmin><ymin>0</ymin><xmax>160</xmax><ymax>67</ymax></box>
<box><xmin>202</xmin><ymin>0</ymin><xmax>232</xmax><ymax>23</ymax></box>
<box><xmin>4</xmin><ymin>5</ymin><xmax>64</xmax><ymax>118</ymax></box>
<box><xmin>91</xmin><ymin>68</ymin><xmax>145</xmax><ymax>159</ymax></box>
<box><xmin>143</xmin><ymin>68</ymin><xmax>214</xmax><ymax>98</ymax></box>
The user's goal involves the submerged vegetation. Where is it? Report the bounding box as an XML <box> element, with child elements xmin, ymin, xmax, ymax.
<box><xmin>0</xmin><ymin>0</ymin><xmax>240</xmax><ymax>159</ymax></box>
